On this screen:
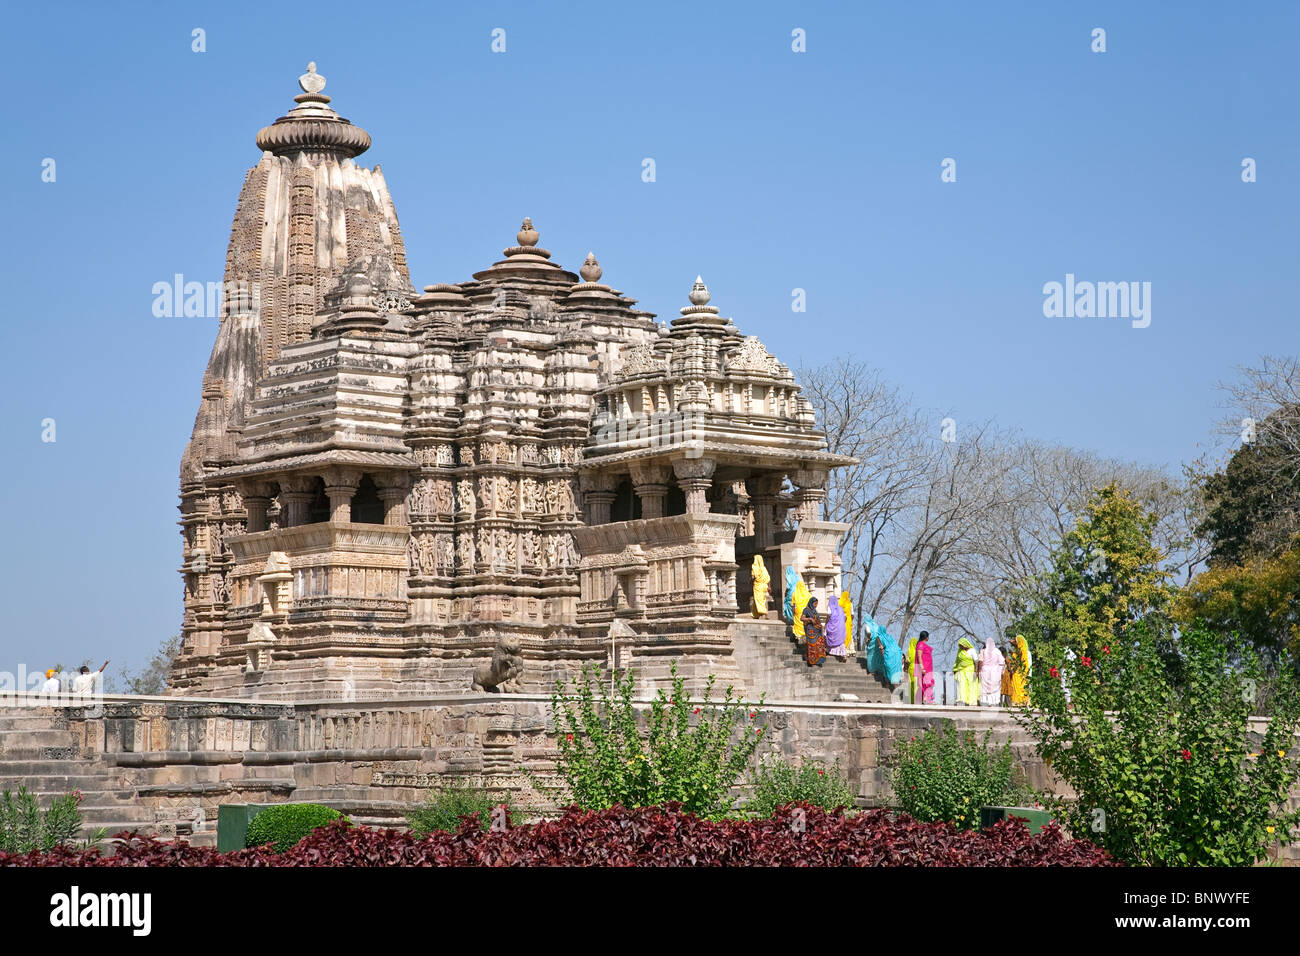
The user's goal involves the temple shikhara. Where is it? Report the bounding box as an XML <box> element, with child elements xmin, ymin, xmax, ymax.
<box><xmin>173</xmin><ymin>64</ymin><xmax>858</xmax><ymax>700</ymax></box>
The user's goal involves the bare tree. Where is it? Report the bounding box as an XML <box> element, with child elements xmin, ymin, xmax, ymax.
<box><xmin>1220</xmin><ymin>355</ymin><xmax>1300</xmax><ymax>480</ymax></box>
<box><xmin>802</xmin><ymin>357</ymin><xmax>1206</xmax><ymax>665</ymax></box>
<box><xmin>798</xmin><ymin>360</ymin><xmax>932</xmax><ymax>624</ymax></box>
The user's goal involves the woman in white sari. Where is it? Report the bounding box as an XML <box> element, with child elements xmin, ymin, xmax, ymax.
<box><xmin>978</xmin><ymin>638</ymin><xmax>1004</xmax><ymax>706</ymax></box>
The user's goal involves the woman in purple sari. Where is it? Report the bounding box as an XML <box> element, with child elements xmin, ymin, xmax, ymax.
<box><xmin>824</xmin><ymin>601</ymin><xmax>847</xmax><ymax>661</ymax></box>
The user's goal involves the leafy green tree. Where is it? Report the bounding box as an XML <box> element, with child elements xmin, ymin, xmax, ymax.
<box><xmin>1184</xmin><ymin>416</ymin><xmax>1300</xmax><ymax>672</ymax></box>
<box><xmin>1175</xmin><ymin>542</ymin><xmax>1300</xmax><ymax>670</ymax></box>
<box><xmin>1018</xmin><ymin>621</ymin><xmax>1300</xmax><ymax>866</ymax></box>
<box><xmin>1009</xmin><ymin>483</ymin><xmax>1174</xmax><ymax>663</ymax></box>
<box><xmin>1198</xmin><ymin>420</ymin><xmax>1300</xmax><ymax>567</ymax></box>
<box><xmin>545</xmin><ymin>662</ymin><xmax>765</xmax><ymax>819</ymax></box>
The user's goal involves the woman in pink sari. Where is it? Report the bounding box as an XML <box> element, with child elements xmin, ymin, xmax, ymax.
<box><xmin>978</xmin><ymin>637</ymin><xmax>1004</xmax><ymax>706</ymax></box>
<box><xmin>916</xmin><ymin>631</ymin><xmax>935</xmax><ymax>703</ymax></box>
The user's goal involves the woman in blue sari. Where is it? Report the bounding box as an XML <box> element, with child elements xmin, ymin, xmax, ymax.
<box><xmin>782</xmin><ymin>566</ymin><xmax>800</xmax><ymax>623</ymax></box>
<box><xmin>862</xmin><ymin>613</ymin><xmax>904</xmax><ymax>686</ymax></box>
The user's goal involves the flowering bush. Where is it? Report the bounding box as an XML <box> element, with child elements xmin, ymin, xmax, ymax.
<box><xmin>0</xmin><ymin>806</ymin><xmax>1116</xmax><ymax>867</ymax></box>
<box><xmin>545</xmin><ymin>662</ymin><xmax>764</xmax><ymax>819</ymax></box>
<box><xmin>744</xmin><ymin>756</ymin><xmax>856</xmax><ymax>819</ymax></box>
<box><xmin>1019</xmin><ymin>621</ymin><xmax>1300</xmax><ymax>866</ymax></box>
<box><xmin>889</xmin><ymin>723</ymin><xmax>1033</xmax><ymax>830</ymax></box>
<box><xmin>0</xmin><ymin>787</ymin><xmax>101</xmax><ymax>853</ymax></box>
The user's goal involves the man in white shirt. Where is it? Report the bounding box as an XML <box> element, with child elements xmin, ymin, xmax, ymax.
<box><xmin>71</xmin><ymin>660</ymin><xmax>110</xmax><ymax>697</ymax></box>
<box><xmin>39</xmin><ymin>669</ymin><xmax>60</xmax><ymax>697</ymax></box>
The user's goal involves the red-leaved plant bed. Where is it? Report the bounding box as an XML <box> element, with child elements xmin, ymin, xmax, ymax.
<box><xmin>0</xmin><ymin>805</ymin><xmax>1116</xmax><ymax>867</ymax></box>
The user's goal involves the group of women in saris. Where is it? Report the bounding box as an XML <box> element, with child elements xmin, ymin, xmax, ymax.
<box><xmin>781</xmin><ymin>564</ymin><xmax>855</xmax><ymax>667</ymax></box>
<box><xmin>953</xmin><ymin>633</ymin><xmax>1031</xmax><ymax>706</ymax></box>
<box><xmin>776</xmin><ymin>562</ymin><xmax>1032</xmax><ymax>705</ymax></box>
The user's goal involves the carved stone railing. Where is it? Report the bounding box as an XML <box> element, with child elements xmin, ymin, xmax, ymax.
<box><xmin>226</xmin><ymin>522</ymin><xmax>410</xmax><ymax>621</ymax></box>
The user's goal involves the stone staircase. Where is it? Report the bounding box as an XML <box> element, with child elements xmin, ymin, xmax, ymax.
<box><xmin>732</xmin><ymin>616</ymin><xmax>895</xmax><ymax>703</ymax></box>
<box><xmin>0</xmin><ymin>711</ymin><xmax>157</xmax><ymax>841</ymax></box>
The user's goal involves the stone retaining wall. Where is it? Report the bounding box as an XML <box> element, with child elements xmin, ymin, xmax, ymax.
<box><xmin>6</xmin><ymin>693</ymin><xmax>1296</xmax><ymax>859</ymax></box>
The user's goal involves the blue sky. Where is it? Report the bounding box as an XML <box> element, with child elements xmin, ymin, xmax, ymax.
<box><xmin>1</xmin><ymin>1</ymin><xmax>1296</xmax><ymax>676</ymax></box>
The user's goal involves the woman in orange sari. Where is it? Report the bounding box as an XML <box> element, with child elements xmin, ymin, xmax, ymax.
<box><xmin>803</xmin><ymin>597</ymin><xmax>827</xmax><ymax>666</ymax></box>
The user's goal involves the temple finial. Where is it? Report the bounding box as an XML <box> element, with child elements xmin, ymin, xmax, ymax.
<box><xmin>299</xmin><ymin>62</ymin><xmax>326</xmax><ymax>95</ymax></box>
<box><xmin>580</xmin><ymin>252</ymin><xmax>602</xmax><ymax>283</ymax></box>
<box><xmin>688</xmin><ymin>275</ymin><xmax>711</xmax><ymax>306</ymax></box>
<box><xmin>517</xmin><ymin>217</ymin><xmax>539</xmax><ymax>247</ymax></box>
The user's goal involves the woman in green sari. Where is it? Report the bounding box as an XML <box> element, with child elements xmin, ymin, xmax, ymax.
<box><xmin>953</xmin><ymin>637</ymin><xmax>979</xmax><ymax>705</ymax></box>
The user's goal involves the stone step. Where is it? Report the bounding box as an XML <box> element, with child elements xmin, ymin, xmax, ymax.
<box><xmin>0</xmin><ymin>768</ymin><xmax>124</xmax><ymax>784</ymax></box>
<box><xmin>81</xmin><ymin>810</ymin><xmax>159</xmax><ymax>828</ymax></box>
<box><xmin>0</xmin><ymin>782</ymin><xmax>132</xmax><ymax>804</ymax></box>
<box><xmin>91</xmin><ymin>822</ymin><xmax>161</xmax><ymax>839</ymax></box>
<box><xmin>0</xmin><ymin>728</ymin><xmax>76</xmax><ymax>743</ymax></box>
<box><xmin>734</xmin><ymin>618</ymin><xmax>896</xmax><ymax>703</ymax></box>
<box><xmin>0</xmin><ymin>731</ymin><xmax>82</xmax><ymax>758</ymax></box>
<box><xmin>0</xmin><ymin>714</ymin><xmax>71</xmax><ymax>731</ymax></box>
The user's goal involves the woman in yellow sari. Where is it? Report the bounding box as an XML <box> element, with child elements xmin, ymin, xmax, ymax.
<box><xmin>1008</xmin><ymin>634</ymin><xmax>1032</xmax><ymax>705</ymax></box>
<box><xmin>1000</xmin><ymin>642</ymin><xmax>1013</xmax><ymax>705</ymax></box>
<box><xmin>751</xmin><ymin>555</ymin><xmax>770</xmax><ymax>617</ymax></box>
<box><xmin>839</xmin><ymin>591</ymin><xmax>854</xmax><ymax>654</ymax></box>
<box><xmin>791</xmin><ymin>579</ymin><xmax>812</xmax><ymax>639</ymax></box>
<box><xmin>905</xmin><ymin>636</ymin><xmax>919</xmax><ymax>704</ymax></box>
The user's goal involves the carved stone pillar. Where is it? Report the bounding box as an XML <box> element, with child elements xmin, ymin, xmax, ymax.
<box><xmin>672</xmin><ymin>458</ymin><xmax>716</xmax><ymax>515</ymax></box>
<box><xmin>579</xmin><ymin>473</ymin><xmax>618</xmax><ymax>525</ymax></box>
<box><xmin>324</xmin><ymin>468</ymin><xmax>362</xmax><ymax>524</ymax></box>
<box><xmin>279</xmin><ymin>476</ymin><xmax>315</xmax><ymax>528</ymax></box>
<box><xmin>376</xmin><ymin>471</ymin><xmax>412</xmax><ymax>526</ymax></box>
<box><xmin>792</xmin><ymin>468</ymin><xmax>829</xmax><ymax>523</ymax></box>
<box><xmin>629</xmin><ymin>462</ymin><xmax>670</xmax><ymax>520</ymax></box>
<box><xmin>241</xmin><ymin>483</ymin><xmax>274</xmax><ymax>534</ymax></box>
<box><xmin>749</xmin><ymin>474</ymin><xmax>785</xmax><ymax>548</ymax></box>
<box><xmin>733</xmin><ymin>480</ymin><xmax>752</xmax><ymax>536</ymax></box>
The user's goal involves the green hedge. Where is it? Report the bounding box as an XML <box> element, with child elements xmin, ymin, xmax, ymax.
<box><xmin>245</xmin><ymin>804</ymin><xmax>344</xmax><ymax>852</ymax></box>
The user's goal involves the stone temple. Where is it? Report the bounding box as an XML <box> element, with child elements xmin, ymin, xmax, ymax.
<box><xmin>10</xmin><ymin>66</ymin><xmax>1294</xmax><ymax>855</ymax></box>
<box><xmin>172</xmin><ymin>64</ymin><xmax>858</xmax><ymax>701</ymax></box>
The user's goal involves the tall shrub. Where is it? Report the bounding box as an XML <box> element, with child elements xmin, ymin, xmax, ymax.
<box><xmin>890</xmin><ymin>724</ymin><xmax>1031</xmax><ymax>830</ymax></box>
<box><xmin>744</xmin><ymin>756</ymin><xmax>856</xmax><ymax>818</ymax></box>
<box><xmin>407</xmin><ymin>784</ymin><xmax>516</xmax><ymax>835</ymax></box>
<box><xmin>547</xmin><ymin>662</ymin><xmax>765</xmax><ymax>819</ymax></box>
<box><xmin>245</xmin><ymin>804</ymin><xmax>344</xmax><ymax>853</ymax></box>
<box><xmin>1019</xmin><ymin>621</ymin><xmax>1300</xmax><ymax>866</ymax></box>
<box><xmin>0</xmin><ymin>787</ymin><xmax>94</xmax><ymax>853</ymax></box>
